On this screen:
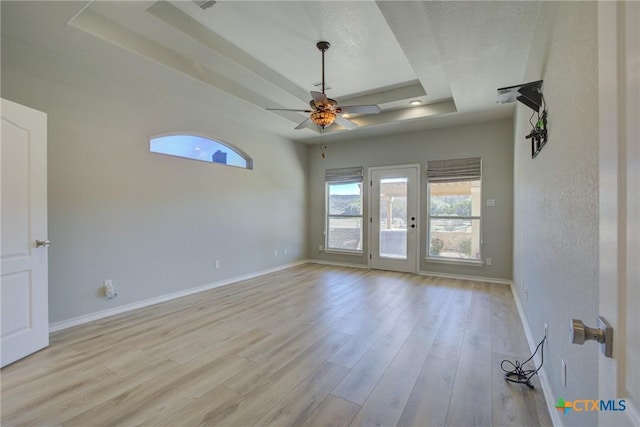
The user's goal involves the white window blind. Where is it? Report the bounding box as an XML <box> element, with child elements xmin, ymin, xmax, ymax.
<box><xmin>325</xmin><ymin>167</ymin><xmax>364</xmax><ymax>184</ymax></box>
<box><xmin>427</xmin><ymin>157</ymin><xmax>481</xmax><ymax>182</ymax></box>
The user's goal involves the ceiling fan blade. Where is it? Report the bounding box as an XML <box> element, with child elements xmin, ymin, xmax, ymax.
<box><xmin>311</xmin><ymin>91</ymin><xmax>328</xmax><ymax>106</ymax></box>
<box><xmin>340</xmin><ymin>104</ymin><xmax>381</xmax><ymax>115</ymax></box>
<box><xmin>266</xmin><ymin>108</ymin><xmax>313</xmax><ymax>112</ymax></box>
<box><xmin>334</xmin><ymin>115</ymin><xmax>358</xmax><ymax>130</ymax></box>
<box><xmin>295</xmin><ymin>117</ymin><xmax>312</xmax><ymax>130</ymax></box>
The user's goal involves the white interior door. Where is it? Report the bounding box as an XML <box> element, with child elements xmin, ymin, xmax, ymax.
<box><xmin>598</xmin><ymin>2</ymin><xmax>640</xmax><ymax>425</ymax></box>
<box><xmin>369</xmin><ymin>165</ymin><xmax>419</xmax><ymax>273</ymax></box>
<box><xmin>1</xmin><ymin>98</ymin><xmax>49</xmax><ymax>367</ymax></box>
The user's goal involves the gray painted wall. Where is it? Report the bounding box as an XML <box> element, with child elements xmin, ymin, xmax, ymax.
<box><xmin>2</xmin><ymin>30</ymin><xmax>309</xmax><ymax>324</ymax></box>
<box><xmin>513</xmin><ymin>3</ymin><xmax>599</xmax><ymax>425</ymax></box>
<box><xmin>308</xmin><ymin>120</ymin><xmax>514</xmax><ymax>280</ymax></box>
<box><xmin>4</xmin><ymin>13</ymin><xmax>602</xmax><ymax>423</ymax></box>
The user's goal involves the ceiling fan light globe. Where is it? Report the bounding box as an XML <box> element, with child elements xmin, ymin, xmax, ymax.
<box><xmin>311</xmin><ymin>110</ymin><xmax>336</xmax><ymax>128</ymax></box>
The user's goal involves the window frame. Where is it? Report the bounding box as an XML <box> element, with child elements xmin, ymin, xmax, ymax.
<box><xmin>324</xmin><ymin>168</ymin><xmax>364</xmax><ymax>255</ymax></box>
<box><xmin>426</xmin><ymin>158</ymin><xmax>483</xmax><ymax>265</ymax></box>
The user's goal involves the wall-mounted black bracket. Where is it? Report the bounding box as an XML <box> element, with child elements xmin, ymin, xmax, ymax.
<box><xmin>497</xmin><ymin>80</ymin><xmax>548</xmax><ymax>158</ymax></box>
<box><xmin>497</xmin><ymin>80</ymin><xmax>543</xmax><ymax>111</ymax></box>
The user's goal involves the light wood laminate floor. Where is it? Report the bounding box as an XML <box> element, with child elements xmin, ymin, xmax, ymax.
<box><xmin>1</xmin><ymin>264</ymin><xmax>552</xmax><ymax>426</ymax></box>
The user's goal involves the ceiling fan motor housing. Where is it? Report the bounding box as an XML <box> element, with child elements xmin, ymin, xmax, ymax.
<box><xmin>310</xmin><ymin>98</ymin><xmax>337</xmax><ymax>111</ymax></box>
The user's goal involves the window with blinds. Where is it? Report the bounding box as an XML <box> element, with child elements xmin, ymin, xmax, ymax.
<box><xmin>325</xmin><ymin>167</ymin><xmax>364</xmax><ymax>253</ymax></box>
<box><xmin>427</xmin><ymin>157</ymin><xmax>482</xmax><ymax>261</ymax></box>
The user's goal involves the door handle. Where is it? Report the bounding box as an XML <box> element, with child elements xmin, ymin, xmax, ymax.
<box><xmin>36</xmin><ymin>239</ymin><xmax>51</xmax><ymax>248</ymax></box>
<box><xmin>571</xmin><ymin>316</ymin><xmax>613</xmax><ymax>358</ymax></box>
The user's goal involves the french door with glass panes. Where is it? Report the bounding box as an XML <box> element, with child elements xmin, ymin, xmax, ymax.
<box><xmin>369</xmin><ymin>165</ymin><xmax>419</xmax><ymax>273</ymax></box>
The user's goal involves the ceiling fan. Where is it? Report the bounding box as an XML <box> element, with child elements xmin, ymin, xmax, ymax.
<box><xmin>267</xmin><ymin>41</ymin><xmax>381</xmax><ymax>130</ymax></box>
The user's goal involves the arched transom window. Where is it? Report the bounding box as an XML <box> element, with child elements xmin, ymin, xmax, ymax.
<box><xmin>150</xmin><ymin>133</ymin><xmax>253</xmax><ymax>170</ymax></box>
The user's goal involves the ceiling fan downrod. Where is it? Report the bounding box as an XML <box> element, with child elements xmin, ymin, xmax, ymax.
<box><xmin>316</xmin><ymin>41</ymin><xmax>330</xmax><ymax>94</ymax></box>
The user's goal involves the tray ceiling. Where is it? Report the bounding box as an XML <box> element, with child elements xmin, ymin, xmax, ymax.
<box><xmin>4</xmin><ymin>1</ymin><xmax>551</xmax><ymax>143</ymax></box>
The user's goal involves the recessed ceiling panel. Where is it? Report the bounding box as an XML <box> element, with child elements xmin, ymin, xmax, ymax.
<box><xmin>169</xmin><ymin>0</ymin><xmax>418</xmax><ymax>98</ymax></box>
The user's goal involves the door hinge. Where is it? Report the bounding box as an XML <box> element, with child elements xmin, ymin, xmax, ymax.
<box><xmin>370</xmin><ymin>180</ymin><xmax>372</xmax><ymax>186</ymax></box>
<box><xmin>370</xmin><ymin>217</ymin><xmax>372</xmax><ymax>223</ymax></box>
<box><xmin>369</xmin><ymin>253</ymin><xmax>372</xmax><ymax>260</ymax></box>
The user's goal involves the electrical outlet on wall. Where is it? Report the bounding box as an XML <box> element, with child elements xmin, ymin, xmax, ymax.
<box><xmin>103</xmin><ymin>280</ymin><xmax>117</xmax><ymax>300</ymax></box>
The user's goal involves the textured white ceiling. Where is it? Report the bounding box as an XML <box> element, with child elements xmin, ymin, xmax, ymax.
<box><xmin>170</xmin><ymin>1</ymin><xmax>418</xmax><ymax>98</ymax></box>
<box><xmin>3</xmin><ymin>0</ymin><xmax>550</xmax><ymax>142</ymax></box>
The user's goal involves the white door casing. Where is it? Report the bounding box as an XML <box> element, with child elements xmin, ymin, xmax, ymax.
<box><xmin>1</xmin><ymin>98</ymin><xmax>49</xmax><ymax>367</ymax></box>
<box><xmin>369</xmin><ymin>165</ymin><xmax>419</xmax><ymax>273</ymax></box>
<box><xmin>598</xmin><ymin>2</ymin><xmax>640</xmax><ymax>425</ymax></box>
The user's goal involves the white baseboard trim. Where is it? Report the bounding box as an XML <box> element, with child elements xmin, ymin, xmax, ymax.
<box><xmin>419</xmin><ymin>270</ymin><xmax>513</xmax><ymax>286</ymax></box>
<box><xmin>307</xmin><ymin>259</ymin><xmax>369</xmax><ymax>269</ymax></box>
<box><xmin>628</xmin><ymin>400</ymin><xmax>640</xmax><ymax>426</ymax></box>
<box><xmin>509</xmin><ymin>284</ymin><xmax>563</xmax><ymax>427</ymax></box>
<box><xmin>307</xmin><ymin>261</ymin><xmax>513</xmax><ymax>287</ymax></box>
<box><xmin>49</xmin><ymin>260</ymin><xmax>310</xmax><ymax>333</ymax></box>
<box><xmin>626</xmin><ymin>400</ymin><xmax>640</xmax><ymax>427</ymax></box>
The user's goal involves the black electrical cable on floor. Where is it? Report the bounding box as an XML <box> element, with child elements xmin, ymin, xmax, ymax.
<box><xmin>500</xmin><ymin>335</ymin><xmax>546</xmax><ymax>389</ymax></box>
